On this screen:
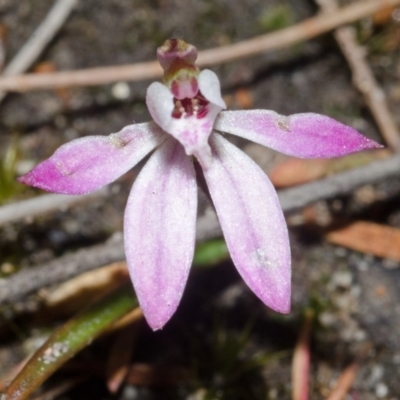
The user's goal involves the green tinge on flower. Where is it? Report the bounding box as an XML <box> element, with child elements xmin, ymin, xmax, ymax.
<box><xmin>18</xmin><ymin>39</ymin><xmax>383</xmax><ymax>330</ymax></box>
<box><xmin>158</xmin><ymin>38</ymin><xmax>200</xmax><ymax>100</ymax></box>
<box><xmin>150</xmin><ymin>39</ymin><xmax>226</xmax><ymax>169</ymax></box>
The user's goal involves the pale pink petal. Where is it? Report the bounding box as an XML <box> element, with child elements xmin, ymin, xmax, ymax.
<box><xmin>124</xmin><ymin>138</ymin><xmax>197</xmax><ymax>330</ymax></box>
<box><xmin>18</xmin><ymin>122</ymin><xmax>166</xmax><ymax>195</ymax></box>
<box><xmin>146</xmin><ymin>82</ymin><xmax>175</xmax><ymax>132</ymax></box>
<box><xmin>215</xmin><ymin>110</ymin><xmax>382</xmax><ymax>158</ymax></box>
<box><xmin>146</xmin><ymin>70</ymin><xmax>226</xmax><ymax>170</ymax></box>
<box><xmin>203</xmin><ymin>133</ymin><xmax>291</xmax><ymax>313</ymax></box>
<box><xmin>198</xmin><ymin>69</ymin><xmax>226</xmax><ymax>110</ymax></box>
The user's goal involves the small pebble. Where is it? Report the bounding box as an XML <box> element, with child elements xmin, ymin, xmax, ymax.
<box><xmin>333</xmin><ymin>294</ymin><xmax>351</xmax><ymax>310</ymax></box>
<box><xmin>121</xmin><ymin>385</ymin><xmax>139</xmax><ymax>400</ymax></box>
<box><xmin>334</xmin><ymin>247</ymin><xmax>347</xmax><ymax>257</ymax></box>
<box><xmin>112</xmin><ymin>82</ymin><xmax>131</xmax><ymax>100</ymax></box>
<box><xmin>268</xmin><ymin>388</ymin><xmax>278</xmax><ymax>399</ymax></box>
<box><xmin>375</xmin><ymin>382</ymin><xmax>388</xmax><ymax>398</ymax></box>
<box><xmin>357</xmin><ymin>260</ymin><xmax>370</xmax><ymax>272</ymax></box>
<box><xmin>350</xmin><ymin>285</ymin><xmax>361</xmax><ymax>298</ymax></box>
<box><xmin>331</xmin><ymin>271</ymin><xmax>352</xmax><ymax>288</ymax></box>
<box><xmin>16</xmin><ymin>160</ymin><xmax>36</xmax><ymax>175</ymax></box>
<box><xmin>0</xmin><ymin>262</ymin><xmax>14</xmax><ymax>274</ymax></box>
<box><xmin>392</xmin><ymin>353</ymin><xmax>400</xmax><ymax>364</ymax></box>
<box><xmin>319</xmin><ymin>312</ymin><xmax>336</xmax><ymax>327</ymax></box>
<box><xmin>340</xmin><ymin>326</ymin><xmax>356</xmax><ymax>341</ymax></box>
<box><xmin>382</xmin><ymin>259</ymin><xmax>399</xmax><ymax>270</ymax></box>
<box><xmin>370</xmin><ymin>365</ymin><xmax>384</xmax><ymax>383</ymax></box>
<box><xmin>63</xmin><ymin>220</ymin><xmax>80</xmax><ymax>235</ymax></box>
<box><xmin>393</xmin><ymin>8</ymin><xmax>400</xmax><ymax>22</ymax></box>
<box><xmin>353</xmin><ymin>329</ymin><xmax>367</xmax><ymax>342</ymax></box>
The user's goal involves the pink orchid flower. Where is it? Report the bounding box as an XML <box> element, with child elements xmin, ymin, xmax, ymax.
<box><xmin>19</xmin><ymin>39</ymin><xmax>381</xmax><ymax>330</ymax></box>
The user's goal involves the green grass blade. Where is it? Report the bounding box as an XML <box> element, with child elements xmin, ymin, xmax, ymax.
<box><xmin>193</xmin><ymin>239</ymin><xmax>229</xmax><ymax>267</ymax></box>
<box><xmin>2</xmin><ymin>285</ymin><xmax>137</xmax><ymax>399</ymax></box>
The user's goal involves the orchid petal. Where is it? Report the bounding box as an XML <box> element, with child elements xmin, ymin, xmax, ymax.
<box><xmin>124</xmin><ymin>138</ymin><xmax>197</xmax><ymax>330</ymax></box>
<box><xmin>203</xmin><ymin>133</ymin><xmax>291</xmax><ymax>313</ymax></box>
<box><xmin>146</xmin><ymin>82</ymin><xmax>175</xmax><ymax>133</ymax></box>
<box><xmin>18</xmin><ymin>122</ymin><xmax>166</xmax><ymax>195</ymax></box>
<box><xmin>146</xmin><ymin>70</ymin><xmax>226</xmax><ymax>170</ymax></box>
<box><xmin>198</xmin><ymin>69</ymin><xmax>226</xmax><ymax>110</ymax></box>
<box><xmin>215</xmin><ymin>110</ymin><xmax>382</xmax><ymax>158</ymax></box>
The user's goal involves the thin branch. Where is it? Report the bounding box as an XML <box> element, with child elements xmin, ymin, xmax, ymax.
<box><xmin>292</xmin><ymin>311</ymin><xmax>313</xmax><ymax>400</ymax></box>
<box><xmin>315</xmin><ymin>0</ymin><xmax>400</xmax><ymax>151</ymax></box>
<box><xmin>197</xmin><ymin>0</ymin><xmax>399</xmax><ymax>65</ymax></box>
<box><xmin>0</xmin><ymin>25</ymin><xmax>6</xmax><ymax>72</ymax></box>
<box><xmin>0</xmin><ymin>188</ymin><xmax>107</xmax><ymax>226</ymax></box>
<box><xmin>325</xmin><ymin>362</ymin><xmax>359</xmax><ymax>400</ymax></box>
<box><xmin>0</xmin><ymin>233</ymin><xmax>125</xmax><ymax>305</ymax></box>
<box><xmin>0</xmin><ymin>0</ymin><xmax>398</xmax><ymax>92</ymax></box>
<box><xmin>3</xmin><ymin>150</ymin><xmax>397</xmax><ymax>231</ymax></box>
<box><xmin>2</xmin><ymin>0</ymin><xmax>77</xmax><ymax>76</ymax></box>
<box><xmin>2</xmin><ymin>154</ymin><xmax>400</xmax><ymax>305</ymax></box>
<box><xmin>0</xmin><ymin>0</ymin><xmax>77</xmax><ymax>101</ymax></box>
<box><xmin>278</xmin><ymin>154</ymin><xmax>400</xmax><ymax>211</ymax></box>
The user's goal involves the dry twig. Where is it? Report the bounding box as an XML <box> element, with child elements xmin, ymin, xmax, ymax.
<box><xmin>0</xmin><ymin>25</ymin><xmax>6</xmax><ymax>72</ymax></box>
<box><xmin>126</xmin><ymin>364</ymin><xmax>191</xmax><ymax>386</ymax></box>
<box><xmin>43</xmin><ymin>262</ymin><xmax>130</xmax><ymax>313</ymax></box>
<box><xmin>2</xmin><ymin>151</ymin><xmax>399</xmax><ymax>233</ymax></box>
<box><xmin>277</xmin><ymin>153</ymin><xmax>400</xmax><ymax>211</ymax></box>
<box><xmin>0</xmin><ymin>0</ymin><xmax>398</xmax><ymax>92</ymax></box>
<box><xmin>2</xmin><ymin>154</ymin><xmax>400</xmax><ymax>305</ymax></box>
<box><xmin>0</xmin><ymin>188</ymin><xmax>107</xmax><ymax>226</ymax></box>
<box><xmin>107</xmin><ymin>308</ymin><xmax>143</xmax><ymax>333</ymax></box>
<box><xmin>325</xmin><ymin>362</ymin><xmax>359</xmax><ymax>400</ymax></box>
<box><xmin>0</xmin><ymin>233</ymin><xmax>125</xmax><ymax>305</ymax></box>
<box><xmin>315</xmin><ymin>0</ymin><xmax>400</xmax><ymax>151</ymax></box>
<box><xmin>292</xmin><ymin>311</ymin><xmax>313</xmax><ymax>400</ymax></box>
<box><xmin>106</xmin><ymin>326</ymin><xmax>138</xmax><ymax>393</ymax></box>
<box><xmin>0</xmin><ymin>0</ymin><xmax>77</xmax><ymax>101</ymax></box>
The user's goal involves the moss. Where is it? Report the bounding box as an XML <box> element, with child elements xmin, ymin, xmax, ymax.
<box><xmin>0</xmin><ymin>135</ymin><xmax>22</xmax><ymax>204</ymax></box>
<box><xmin>257</xmin><ymin>4</ymin><xmax>294</xmax><ymax>32</ymax></box>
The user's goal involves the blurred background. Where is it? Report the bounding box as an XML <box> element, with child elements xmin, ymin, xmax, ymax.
<box><xmin>1</xmin><ymin>1</ymin><xmax>400</xmax><ymax>399</ymax></box>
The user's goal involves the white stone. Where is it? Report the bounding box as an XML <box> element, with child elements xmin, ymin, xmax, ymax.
<box><xmin>375</xmin><ymin>382</ymin><xmax>388</xmax><ymax>398</ymax></box>
<box><xmin>112</xmin><ymin>82</ymin><xmax>131</xmax><ymax>100</ymax></box>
